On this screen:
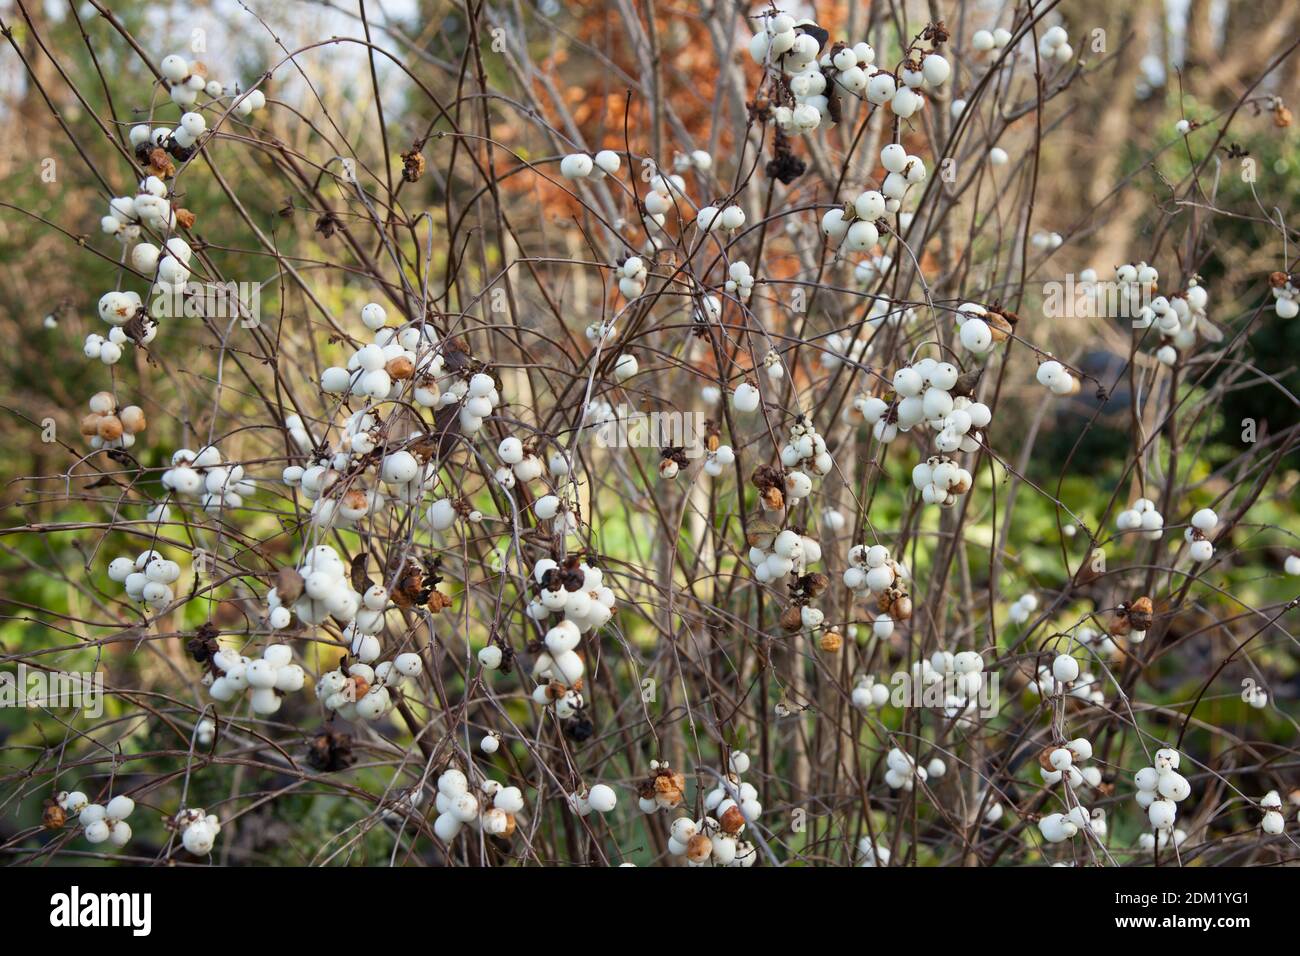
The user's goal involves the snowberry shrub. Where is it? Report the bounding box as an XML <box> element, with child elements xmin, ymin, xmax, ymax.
<box><xmin>0</xmin><ymin>1</ymin><xmax>1297</xmax><ymax>868</ymax></box>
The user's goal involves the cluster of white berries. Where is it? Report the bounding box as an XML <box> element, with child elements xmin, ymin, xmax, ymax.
<box><xmin>100</xmin><ymin>175</ymin><xmax>174</xmax><ymax>239</ymax></box>
<box><xmin>315</xmin><ymin>658</ymin><xmax>394</xmax><ymax>722</ymax></box>
<box><xmin>696</xmin><ymin>203</ymin><xmax>746</xmax><ymax>233</ymax></box>
<box><xmin>568</xmin><ymin>782</ymin><xmax>619</xmax><ymax>816</ymax></box>
<box><xmin>558</xmin><ymin>149</ymin><xmax>621</xmax><ymax>180</ymax></box>
<box><xmin>525</xmin><ymin>557</ymin><xmax>616</xmax><ymax>632</ymax></box>
<box><xmin>665</xmin><ymin>753</ymin><xmax>759</xmax><ymax>867</ymax></box>
<box><xmin>83</xmin><ymin>326</ymin><xmax>147</xmax><ymax>365</ymax></box>
<box><xmin>1260</xmin><ymin>790</ymin><xmax>1285</xmax><ymax>835</ymax></box>
<box><xmin>175</xmin><ymin>806</ymin><xmax>222</xmax><ymax>855</ymax></box>
<box><xmin>1129</xmin><ymin>280</ymin><xmax>1217</xmax><ymax>366</ymax></box>
<box><xmin>494</xmin><ymin>434</ymin><xmax>548</xmax><ymax>490</ymax></box>
<box><xmin>319</xmin><ymin>305</ymin><xmax>445</xmax><ymax>406</ymax></box>
<box><xmin>823</xmin><ymin>148</ymin><xmax>926</xmax><ymax>250</ymax></box>
<box><xmin>842</xmin><ymin>544</ymin><xmax>910</xmax><ymax>621</ymax></box>
<box><xmin>206</xmin><ymin>644</ymin><xmax>305</xmax><ymax>714</ymax></box>
<box><xmin>1034</xmin><ymin>358</ymin><xmax>1079</xmax><ymax>396</ymax></box>
<box><xmin>779</xmin><ymin>417</ymin><xmax>833</xmax><ymax>491</ymax></box>
<box><xmin>162</xmin><ymin>444</ymin><xmax>253</xmax><ymax>513</ymax></box>
<box><xmin>724</xmin><ymin>261</ymin><xmax>755</xmax><ymax>302</ymax></box>
<box><xmin>851</xmin><ymin>674</ymin><xmax>891</xmax><ymax>710</ymax></box>
<box><xmin>432</xmin><ymin>768</ymin><xmax>525</xmax><ymax>842</ymax></box>
<box><xmin>642</xmin><ymin>171</ymin><xmax>688</xmax><ymax>227</ymax></box>
<box><xmin>1115</xmin><ymin>260</ymin><xmax>1160</xmax><ymax>311</ymax></box>
<box><xmin>884</xmin><ymin>746</ymin><xmax>928</xmax><ymax>791</ymax></box>
<box><xmin>673</xmin><ymin>149</ymin><xmax>712</xmax><ymax>173</ymax></box>
<box><xmin>268</xmin><ymin>545</ymin><xmax>363</xmax><ymax>627</ymax></box>
<box><xmin>911</xmin><ymin>456</ymin><xmax>976</xmax><ymax>508</ymax></box>
<box><xmin>932</xmin><ymin>650</ymin><xmax>988</xmax><ymax>717</ymax></box>
<box><xmin>1135</xmin><ymin>748</ymin><xmax>1192</xmax><ymax>836</ymax></box>
<box><xmin>1038</xmin><ymin>805</ymin><xmax>1093</xmax><ymax>844</ymax></box>
<box><xmin>1037</xmin><ymin>25</ymin><xmax>1074</xmax><ymax>66</ymax></box>
<box><xmin>1039</xmin><ymin>736</ymin><xmax>1103</xmax><ymax>791</ymax></box>
<box><xmin>749</xmin><ymin>527</ymin><xmax>823</xmax><ymax>586</ymax></box>
<box><xmin>64</xmin><ymin>793</ymin><xmax>135</xmax><ymax>849</ymax></box>
<box><xmin>1007</xmin><ymin>592</ymin><xmax>1039</xmax><ymax>624</ymax></box>
<box><xmin>161</xmin><ymin>53</ymin><xmax>267</xmax><ymax>117</ymax></box>
<box><xmin>615</xmin><ymin>255</ymin><xmax>648</xmax><ymax>299</ymax></box>
<box><xmin>702</xmin><ymin>441</ymin><xmax>736</xmax><ymax>477</ymax></box>
<box><xmin>107</xmin><ymin>549</ymin><xmax>182</xmax><ymax>611</ymax></box>
<box><xmin>1184</xmin><ymin>507</ymin><xmax>1219</xmax><ymax>562</ymax></box>
<box><xmin>858</xmin><ymin>358</ymin><xmax>967</xmax><ymax>448</ymax></box>
<box><xmin>530</xmin><ymin>619</ymin><xmax>587</xmax><ymax>696</ymax></box>
<box><xmin>1030</xmin><ymin>230</ymin><xmax>1064</xmax><ymax>251</ymax></box>
<box><xmin>80</xmin><ymin>391</ymin><xmax>146</xmax><ymax>449</ymax></box>
<box><xmin>1116</xmin><ymin>497</ymin><xmax>1164</xmax><ymax>540</ymax></box>
<box><xmin>751</xmin><ymin>18</ymin><xmax>838</xmax><ymax>134</ymax></box>
<box><xmin>970</xmin><ymin>27</ymin><xmax>1014</xmax><ymax>53</ymax></box>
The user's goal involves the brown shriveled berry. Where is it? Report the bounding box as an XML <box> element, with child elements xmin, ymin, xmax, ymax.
<box><xmin>761</xmin><ymin>485</ymin><xmax>785</xmax><ymax>511</ymax></box>
<box><xmin>720</xmin><ymin>804</ymin><xmax>746</xmax><ymax>833</ymax></box>
<box><xmin>890</xmin><ymin>593</ymin><xmax>913</xmax><ymax>621</ymax></box>
<box><xmin>385</xmin><ymin>356</ymin><xmax>415</xmax><ymax>380</ymax></box>
<box><xmin>80</xmin><ymin>413</ymin><xmax>103</xmax><ymax>437</ymax></box>
<box><xmin>819</xmin><ymin>630</ymin><xmax>843</xmax><ymax>653</ymax></box>
<box><xmin>1129</xmin><ymin>596</ymin><xmax>1154</xmax><ymax>632</ymax></box>
<box><xmin>780</xmin><ymin>605</ymin><xmax>804</xmax><ymax>632</ymax></box>
<box><xmin>746</xmin><ymin>516</ymin><xmax>780</xmax><ymax>549</ymax></box>
<box><xmin>97</xmin><ymin>415</ymin><xmax>124</xmax><ymax>441</ymax></box>
<box><xmin>43</xmin><ymin>802</ymin><xmax>66</xmax><ymax>829</ymax></box>
<box><xmin>686</xmin><ymin>833</ymin><xmax>713</xmax><ymax>862</ymax></box>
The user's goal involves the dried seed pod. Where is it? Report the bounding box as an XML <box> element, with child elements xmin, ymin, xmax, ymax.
<box><xmin>819</xmin><ymin>630</ymin><xmax>843</xmax><ymax>653</ymax></box>
<box><xmin>746</xmin><ymin>516</ymin><xmax>780</xmax><ymax>549</ymax></box>
<box><xmin>1109</xmin><ymin>611</ymin><xmax>1132</xmax><ymax>637</ymax></box>
<box><xmin>653</xmin><ymin>770</ymin><xmax>686</xmax><ymax>808</ymax></box>
<box><xmin>276</xmin><ymin>566</ymin><xmax>305</xmax><ymax>605</ymax></box>
<box><xmin>986</xmin><ymin>310</ymin><xmax>1014</xmax><ymax>343</ymax></box>
<box><xmin>1129</xmin><ymin>596</ymin><xmax>1154</xmax><ymax>632</ymax></box>
<box><xmin>43</xmin><ymin>802</ymin><xmax>66</xmax><ymax>830</ymax></box>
